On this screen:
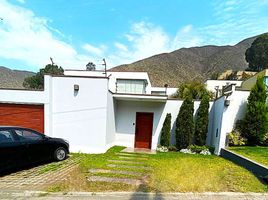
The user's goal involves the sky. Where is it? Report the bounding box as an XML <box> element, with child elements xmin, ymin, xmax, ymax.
<box><xmin>0</xmin><ymin>0</ymin><xmax>268</xmax><ymax>72</ymax></box>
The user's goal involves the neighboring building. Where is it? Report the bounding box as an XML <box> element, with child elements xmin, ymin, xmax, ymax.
<box><xmin>205</xmin><ymin>80</ymin><xmax>243</xmax><ymax>97</ymax></box>
<box><xmin>240</xmin><ymin>69</ymin><xmax>268</xmax><ymax>90</ymax></box>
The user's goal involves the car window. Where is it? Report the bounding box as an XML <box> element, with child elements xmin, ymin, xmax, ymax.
<box><xmin>15</xmin><ymin>129</ymin><xmax>43</xmax><ymax>141</ymax></box>
<box><xmin>0</xmin><ymin>130</ymin><xmax>15</xmax><ymax>143</ymax></box>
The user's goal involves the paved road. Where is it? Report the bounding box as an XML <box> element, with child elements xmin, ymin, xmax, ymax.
<box><xmin>0</xmin><ymin>191</ymin><xmax>268</xmax><ymax>200</ymax></box>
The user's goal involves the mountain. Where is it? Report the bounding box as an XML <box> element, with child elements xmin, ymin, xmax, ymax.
<box><xmin>111</xmin><ymin>35</ymin><xmax>258</xmax><ymax>87</ymax></box>
<box><xmin>0</xmin><ymin>66</ymin><xmax>35</xmax><ymax>89</ymax></box>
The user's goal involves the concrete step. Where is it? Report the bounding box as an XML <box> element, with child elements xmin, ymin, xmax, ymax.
<box><xmin>117</xmin><ymin>156</ymin><xmax>148</xmax><ymax>161</ymax></box>
<box><xmin>88</xmin><ymin>169</ymin><xmax>143</xmax><ymax>176</ymax></box>
<box><xmin>107</xmin><ymin>160</ymin><xmax>147</xmax><ymax>165</ymax></box>
<box><xmin>107</xmin><ymin>164</ymin><xmax>151</xmax><ymax>170</ymax></box>
<box><xmin>115</xmin><ymin>153</ymin><xmax>149</xmax><ymax>158</ymax></box>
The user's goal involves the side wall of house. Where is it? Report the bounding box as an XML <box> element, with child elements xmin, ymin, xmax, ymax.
<box><xmin>50</xmin><ymin>76</ymin><xmax>109</xmax><ymax>153</ymax></box>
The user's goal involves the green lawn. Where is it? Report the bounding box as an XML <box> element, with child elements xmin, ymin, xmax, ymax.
<box><xmin>46</xmin><ymin>146</ymin><xmax>268</xmax><ymax>193</ymax></box>
<box><xmin>229</xmin><ymin>146</ymin><xmax>268</xmax><ymax>167</ymax></box>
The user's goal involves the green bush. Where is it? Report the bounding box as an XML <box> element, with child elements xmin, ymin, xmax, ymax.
<box><xmin>160</xmin><ymin>113</ymin><xmax>171</xmax><ymax>147</ymax></box>
<box><xmin>188</xmin><ymin>145</ymin><xmax>208</xmax><ymax>153</ymax></box>
<box><xmin>188</xmin><ymin>145</ymin><xmax>214</xmax><ymax>154</ymax></box>
<box><xmin>263</xmin><ymin>133</ymin><xmax>268</xmax><ymax>146</ymax></box>
<box><xmin>168</xmin><ymin>145</ymin><xmax>177</xmax><ymax>152</ymax></box>
<box><xmin>228</xmin><ymin>131</ymin><xmax>247</xmax><ymax>146</ymax></box>
<box><xmin>176</xmin><ymin>96</ymin><xmax>194</xmax><ymax>149</ymax></box>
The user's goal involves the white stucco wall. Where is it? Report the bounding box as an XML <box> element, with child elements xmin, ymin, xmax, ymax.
<box><xmin>50</xmin><ymin>76</ymin><xmax>110</xmax><ymax>153</ymax></box>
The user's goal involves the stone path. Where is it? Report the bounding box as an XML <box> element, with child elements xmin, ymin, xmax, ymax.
<box><xmin>88</xmin><ymin>176</ymin><xmax>143</xmax><ymax>185</ymax></box>
<box><xmin>88</xmin><ymin>169</ymin><xmax>143</xmax><ymax>176</ymax></box>
<box><xmin>88</xmin><ymin>151</ymin><xmax>151</xmax><ymax>186</ymax></box>
<box><xmin>0</xmin><ymin>157</ymin><xmax>79</xmax><ymax>190</ymax></box>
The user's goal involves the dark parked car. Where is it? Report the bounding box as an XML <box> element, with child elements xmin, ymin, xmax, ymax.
<box><xmin>0</xmin><ymin>126</ymin><xmax>69</xmax><ymax>174</ymax></box>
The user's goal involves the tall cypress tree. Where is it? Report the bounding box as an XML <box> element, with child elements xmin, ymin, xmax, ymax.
<box><xmin>160</xmin><ymin>113</ymin><xmax>172</xmax><ymax>147</ymax></box>
<box><xmin>195</xmin><ymin>94</ymin><xmax>210</xmax><ymax>146</ymax></box>
<box><xmin>242</xmin><ymin>76</ymin><xmax>268</xmax><ymax>145</ymax></box>
<box><xmin>176</xmin><ymin>96</ymin><xmax>194</xmax><ymax>149</ymax></box>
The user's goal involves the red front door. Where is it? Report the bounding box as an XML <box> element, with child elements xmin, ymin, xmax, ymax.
<box><xmin>135</xmin><ymin>112</ymin><xmax>153</xmax><ymax>149</ymax></box>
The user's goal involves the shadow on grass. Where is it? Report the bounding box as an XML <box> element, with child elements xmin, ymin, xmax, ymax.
<box><xmin>129</xmin><ymin>183</ymin><xmax>164</xmax><ymax>200</ymax></box>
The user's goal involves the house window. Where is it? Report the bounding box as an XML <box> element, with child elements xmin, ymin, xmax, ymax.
<box><xmin>116</xmin><ymin>79</ymin><xmax>146</xmax><ymax>94</ymax></box>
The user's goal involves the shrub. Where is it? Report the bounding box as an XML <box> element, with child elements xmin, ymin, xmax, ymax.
<box><xmin>188</xmin><ymin>145</ymin><xmax>208</xmax><ymax>153</ymax></box>
<box><xmin>263</xmin><ymin>133</ymin><xmax>268</xmax><ymax>146</ymax></box>
<box><xmin>160</xmin><ymin>113</ymin><xmax>171</xmax><ymax>147</ymax></box>
<box><xmin>241</xmin><ymin>76</ymin><xmax>268</xmax><ymax>145</ymax></box>
<box><xmin>173</xmin><ymin>81</ymin><xmax>213</xmax><ymax>100</ymax></box>
<box><xmin>228</xmin><ymin>131</ymin><xmax>247</xmax><ymax>146</ymax></box>
<box><xmin>176</xmin><ymin>96</ymin><xmax>194</xmax><ymax>149</ymax></box>
<box><xmin>168</xmin><ymin>145</ymin><xmax>177</xmax><ymax>152</ymax></box>
<box><xmin>194</xmin><ymin>94</ymin><xmax>210</xmax><ymax>146</ymax></box>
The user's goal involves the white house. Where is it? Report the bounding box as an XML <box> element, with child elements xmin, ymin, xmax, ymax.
<box><xmin>0</xmin><ymin>70</ymin><xmax>251</xmax><ymax>154</ymax></box>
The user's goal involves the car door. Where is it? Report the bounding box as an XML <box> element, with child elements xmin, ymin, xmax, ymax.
<box><xmin>0</xmin><ymin>129</ymin><xmax>24</xmax><ymax>173</ymax></box>
<box><xmin>14</xmin><ymin>128</ymin><xmax>47</xmax><ymax>163</ymax></box>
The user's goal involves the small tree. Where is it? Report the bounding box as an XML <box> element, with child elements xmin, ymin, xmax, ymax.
<box><xmin>173</xmin><ymin>81</ymin><xmax>213</xmax><ymax>100</ymax></box>
<box><xmin>242</xmin><ymin>76</ymin><xmax>268</xmax><ymax>145</ymax></box>
<box><xmin>86</xmin><ymin>62</ymin><xmax>96</xmax><ymax>71</ymax></box>
<box><xmin>176</xmin><ymin>96</ymin><xmax>194</xmax><ymax>149</ymax></box>
<box><xmin>23</xmin><ymin>64</ymin><xmax>64</xmax><ymax>89</ymax></box>
<box><xmin>194</xmin><ymin>94</ymin><xmax>210</xmax><ymax>146</ymax></box>
<box><xmin>245</xmin><ymin>33</ymin><xmax>268</xmax><ymax>71</ymax></box>
<box><xmin>160</xmin><ymin>113</ymin><xmax>171</xmax><ymax>147</ymax></box>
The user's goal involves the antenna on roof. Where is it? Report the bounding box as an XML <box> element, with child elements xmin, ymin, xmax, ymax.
<box><xmin>102</xmin><ymin>58</ymin><xmax>107</xmax><ymax>77</ymax></box>
<box><xmin>50</xmin><ymin>57</ymin><xmax>55</xmax><ymax>65</ymax></box>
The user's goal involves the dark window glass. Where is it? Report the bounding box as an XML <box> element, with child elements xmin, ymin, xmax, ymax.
<box><xmin>0</xmin><ymin>130</ymin><xmax>15</xmax><ymax>143</ymax></box>
<box><xmin>15</xmin><ymin>129</ymin><xmax>42</xmax><ymax>141</ymax></box>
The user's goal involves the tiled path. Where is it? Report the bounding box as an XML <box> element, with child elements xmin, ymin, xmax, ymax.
<box><xmin>0</xmin><ymin>156</ymin><xmax>79</xmax><ymax>190</ymax></box>
<box><xmin>88</xmin><ymin>151</ymin><xmax>151</xmax><ymax>185</ymax></box>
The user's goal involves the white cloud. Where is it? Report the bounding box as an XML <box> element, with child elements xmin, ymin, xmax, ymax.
<box><xmin>82</xmin><ymin>44</ymin><xmax>106</xmax><ymax>56</ymax></box>
<box><xmin>114</xmin><ymin>42</ymin><xmax>128</xmax><ymax>52</ymax></box>
<box><xmin>0</xmin><ymin>0</ymin><xmax>91</xmax><ymax>70</ymax></box>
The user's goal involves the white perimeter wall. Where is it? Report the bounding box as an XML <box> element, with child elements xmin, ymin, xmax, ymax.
<box><xmin>50</xmin><ymin>76</ymin><xmax>109</xmax><ymax>153</ymax></box>
<box><xmin>114</xmin><ymin>99</ymin><xmax>213</xmax><ymax>149</ymax></box>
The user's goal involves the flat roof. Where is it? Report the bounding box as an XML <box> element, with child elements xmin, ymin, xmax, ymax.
<box><xmin>112</xmin><ymin>92</ymin><xmax>167</xmax><ymax>102</ymax></box>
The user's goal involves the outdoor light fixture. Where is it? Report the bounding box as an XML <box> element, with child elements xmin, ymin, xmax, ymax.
<box><xmin>164</xmin><ymin>84</ymin><xmax>168</xmax><ymax>95</ymax></box>
<box><xmin>74</xmin><ymin>84</ymin><xmax>79</xmax><ymax>92</ymax></box>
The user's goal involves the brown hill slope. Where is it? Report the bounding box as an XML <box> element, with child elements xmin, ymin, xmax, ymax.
<box><xmin>0</xmin><ymin>66</ymin><xmax>35</xmax><ymax>89</ymax></box>
<box><xmin>111</xmin><ymin>36</ymin><xmax>257</xmax><ymax>87</ymax></box>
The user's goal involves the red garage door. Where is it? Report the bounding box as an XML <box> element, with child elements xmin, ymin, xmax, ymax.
<box><xmin>0</xmin><ymin>103</ymin><xmax>44</xmax><ymax>133</ymax></box>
